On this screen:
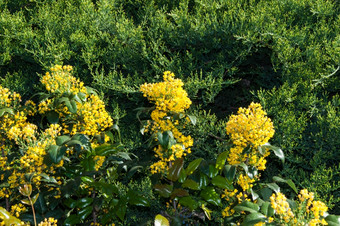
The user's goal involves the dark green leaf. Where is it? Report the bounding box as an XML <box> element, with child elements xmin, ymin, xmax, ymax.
<box><xmin>167</xmin><ymin>158</ymin><xmax>184</xmax><ymax>182</ymax></box>
<box><xmin>78</xmin><ymin>206</ymin><xmax>92</xmax><ymax>221</ymax></box>
<box><xmin>154</xmin><ymin>184</ymin><xmax>173</xmax><ymax>198</ymax></box>
<box><xmin>267</xmin><ymin>183</ymin><xmax>280</xmax><ymax>193</ymax></box>
<box><xmin>260</xmin><ymin>201</ymin><xmax>274</xmax><ymax>217</ymax></box>
<box><xmin>46</xmin><ymin>111</ymin><xmax>59</xmax><ymax>124</ymax></box>
<box><xmin>199</xmin><ymin>173</ymin><xmax>209</xmax><ymax>189</ymax></box>
<box><xmin>223</xmin><ymin>165</ymin><xmax>236</xmax><ymax>181</ymax></box>
<box><xmin>242</xmin><ymin>212</ymin><xmax>266</xmax><ymax>226</ymax></box>
<box><xmin>48</xmin><ymin>145</ymin><xmax>66</xmax><ymax>163</ymax></box>
<box><xmin>234</xmin><ymin>201</ymin><xmax>260</xmax><ymax>213</ymax></box>
<box><xmin>0</xmin><ymin>108</ymin><xmax>15</xmax><ymax>117</ymax></box>
<box><xmin>325</xmin><ymin>215</ymin><xmax>340</xmax><ymax>226</ymax></box>
<box><xmin>200</xmin><ymin>187</ymin><xmax>221</xmax><ymax>206</ymax></box>
<box><xmin>34</xmin><ymin>194</ymin><xmax>48</xmax><ymax>214</ymax></box>
<box><xmin>31</xmin><ymin>193</ymin><xmax>39</xmax><ymax>205</ymax></box>
<box><xmin>260</xmin><ymin>187</ymin><xmax>273</xmax><ymax>201</ymax></box>
<box><xmin>273</xmin><ymin>176</ymin><xmax>298</xmax><ymax>194</ymax></box>
<box><xmin>157</xmin><ymin>131</ymin><xmax>175</xmax><ymax>150</ymax></box>
<box><xmin>170</xmin><ymin>189</ymin><xmax>189</xmax><ymax>199</ymax></box>
<box><xmin>215</xmin><ymin>151</ymin><xmax>229</xmax><ymax>170</ymax></box>
<box><xmin>182</xmin><ymin>179</ymin><xmax>200</xmax><ymax>190</ymax></box>
<box><xmin>212</xmin><ymin>175</ymin><xmax>233</xmax><ymax>189</ymax></box>
<box><xmin>64</xmin><ymin>198</ymin><xmax>77</xmax><ymax>209</ymax></box>
<box><xmin>56</xmin><ymin>135</ymin><xmax>71</xmax><ymax>146</ymax></box>
<box><xmin>64</xmin><ymin>215</ymin><xmax>81</xmax><ymax>226</ymax></box>
<box><xmin>178</xmin><ymin>168</ymin><xmax>187</xmax><ymax>183</ymax></box>
<box><xmin>127</xmin><ymin>190</ymin><xmax>150</xmax><ymax>207</ymax></box>
<box><xmin>262</xmin><ymin>144</ymin><xmax>284</xmax><ymax>163</ymax></box>
<box><xmin>179</xmin><ymin>197</ymin><xmax>199</xmax><ymax>211</ymax></box>
<box><xmin>76</xmin><ymin>198</ymin><xmax>93</xmax><ymax>209</ymax></box>
<box><xmin>114</xmin><ymin>197</ymin><xmax>127</xmax><ymax>221</ymax></box>
<box><xmin>208</xmin><ymin>165</ymin><xmax>218</xmax><ymax>178</ymax></box>
<box><xmin>81</xmin><ymin>176</ymin><xmax>94</xmax><ymax>184</ymax></box>
<box><xmin>186</xmin><ymin>158</ymin><xmax>203</xmax><ymax>175</ymax></box>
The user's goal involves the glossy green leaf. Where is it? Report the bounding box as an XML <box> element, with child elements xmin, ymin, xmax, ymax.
<box><xmin>65</xmin><ymin>99</ymin><xmax>77</xmax><ymax>113</ymax></box>
<box><xmin>64</xmin><ymin>215</ymin><xmax>81</xmax><ymax>225</ymax></box>
<box><xmin>273</xmin><ymin>176</ymin><xmax>298</xmax><ymax>194</ymax></box>
<box><xmin>21</xmin><ymin>199</ymin><xmax>31</xmax><ymax>205</ymax></box>
<box><xmin>325</xmin><ymin>215</ymin><xmax>340</xmax><ymax>226</ymax></box>
<box><xmin>267</xmin><ymin>183</ymin><xmax>280</xmax><ymax>193</ymax></box>
<box><xmin>262</xmin><ymin>144</ymin><xmax>284</xmax><ymax>163</ymax></box>
<box><xmin>186</xmin><ymin>158</ymin><xmax>203</xmax><ymax>175</ymax></box>
<box><xmin>167</xmin><ymin>158</ymin><xmax>184</xmax><ymax>182</ymax></box>
<box><xmin>199</xmin><ymin>173</ymin><xmax>209</xmax><ymax>188</ymax></box>
<box><xmin>260</xmin><ymin>187</ymin><xmax>273</xmax><ymax>201</ymax></box>
<box><xmin>234</xmin><ymin>201</ymin><xmax>260</xmax><ymax>213</ymax></box>
<box><xmin>170</xmin><ymin>189</ymin><xmax>189</xmax><ymax>199</ymax></box>
<box><xmin>212</xmin><ymin>175</ymin><xmax>233</xmax><ymax>189</ymax></box>
<box><xmin>208</xmin><ymin>165</ymin><xmax>218</xmax><ymax>178</ymax></box>
<box><xmin>178</xmin><ymin>168</ymin><xmax>187</xmax><ymax>183</ymax></box>
<box><xmin>242</xmin><ymin>212</ymin><xmax>266</xmax><ymax>226</ymax></box>
<box><xmin>154</xmin><ymin>184</ymin><xmax>173</xmax><ymax>198</ymax></box>
<box><xmin>31</xmin><ymin>193</ymin><xmax>39</xmax><ymax>205</ymax></box>
<box><xmin>260</xmin><ymin>201</ymin><xmax>274</xmax><ymax>217</ymax></box>
<box><xmin>187</xmin><ymin>115</ymin><xmax>197</xmax><ymax>125</ymax></box>
<box><xmin>0</xmin><ymin>207</ymin><xmax>26</xmax><ymax>225</ymax></box>
<box><xmin>215</xmin><ymin>151</ymin><xmax>228</xmax><ymax>170</ymax></box>
<box><xmin>157</xmin><ymin>131</ymin><xmax>175</xmax><ymax>150</ymax></box>
<box><xmin>19</xmin><ymin>184</ymin><xmax>32</xmax><ymax>197</ymax></box>
<box><xmin>0</xmin><ymin>107</ymin><xmax>14</xmax><ymax>117</ymax></box>
<box><xmin>127</xmin><ymin>190</ymin><xmax>150</xmax><ymax>207</ymax></box>
<box><xmin>154</xmin><ymin>214</ymin><xmax>170</xmax><ymax>226</ymax></box>
<box><xmin>95</xmin><ymin>144</ymin><xmax>119</xmax><ymax>156</ymax></box>
<box><xmin>182</xmin><ymin>179</ymin><xmax>200</xmax><ymax>190</ymax></box>
<box><xmin>64</xmin><ymin>198</ymin><xmax>77</xmax><ymax>209</ymax></box>
<box><xmin>48</xmin><ymin>145</ymin><xmax>66</xmax><ymax>163</ymax></box>
<box><xmin>223</xmin><ymin>165</ymin><xmax>236</xmax><ymax>181</ymax></box>
<box><xmin>76</xmin><ymin>198</ymin><xmax>93</xmax><ymax>208</ymax></box>
<box><xmin>200</xmin><ymin>187</ymin><xmax>221</xmax><ymax>206</ymax></box>
<box><xmin>81</xmin><ymin>176</ymin><xmax>94</xmax><ymax>184</ymax></box>
<box><xmin>115</xmin><ymin>197</ymin><xmax>127</xmax><ymax>221</ymax></box>
<box><xmin>78</xmin><ymin>206</ymin><xmax>93</xmax><ymax>221</ymax></box>
<box><xmin>56</xmin><ymin>135</ymin><xmax>71</xmax><ymax>146</ymax></box>
<box><xmin>45</xmin><ymin>111</ymin><xmax>59</xmax><ymax>124</ymax></box>
<box><xmin>34</xmin><ymin>194</ymin><xmax>48</xmax><ymax>214</ymax></box>
<box><xmin>179</xmin><ymin>196</ymin><xmax>198</xmax><ymax>211</ymax></box>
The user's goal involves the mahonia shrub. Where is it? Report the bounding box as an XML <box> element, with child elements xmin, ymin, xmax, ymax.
<box><xmin>150</xmin><ymin>101</ymin><xmax>339</xmax><ymax>225</ymax></box>
<box><xmin>140</xmin><ymin>71</ymin><xmax>194</xmax><ymax>174</ymax></box>
<box><xmin>0</xmin><ymin>65</ymin><xmax>145</xmax><ymax>225</ymax></box>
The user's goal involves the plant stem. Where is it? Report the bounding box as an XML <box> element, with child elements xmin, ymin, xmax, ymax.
<box><xmin>28</xmin><ymin>195</ymin><xmax>37</xmax><ymax>226</ymax></box>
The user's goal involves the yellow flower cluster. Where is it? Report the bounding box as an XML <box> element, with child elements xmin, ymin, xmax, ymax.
<box><xmin>237</xmin><ymin>174</ymin><xmax>255</xmax><ymax>191</ymax></box>
<box><xmin>0</xmin><ymin>85</ymin><xmax>21</xmax><ymax>108</ymax></box>
<box><xmin>140</xmin><ymin>71</ymin><xmax>193</xmax><ymax>174</ymax></box>
<box><xmin>270</xmin><ymin>192</ymin><xmax>294</xmax><ymax>223</ymax></box>
<box><xmin>41</xmin><ymin>65</ymin><xmax>86</xmax><ymax>95</ymax></box>
<box><xmin>94</xmin><ymin>156</ymin><xmax>106</xmax><ymax>171</ymax></box>
<box><xmin>10</xmin><ymin>203</ymin><xmax>27</xmax><ymax>218</ymax></box>
<box><xmin>226</xmin><ymin>103</ymin><xmax>274</xmax><ymax>170</ymax></box>
<box><xmin>39</xmin><ymin>65</ymin><xmax>113</xmax><ymax>136</ymax></box>
<box><xmin>38</xmin><ymin>217</ymin><xmax>58</xmax><ymax>226</ymax></box>
<box><xmin>222</xmin><ymin>206</ymin><xmax>235</xmax><ymax>217</ymax></box>
<box><xmin>297</xmin><ymin>189</ymin><xmax>328</xmax><ymax>225</ymax></box>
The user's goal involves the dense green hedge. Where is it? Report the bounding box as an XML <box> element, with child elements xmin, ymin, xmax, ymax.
<box><xmin>1</xmin><ymin>0</ymin><xmax>339</xmax><ymax>220</ymax></box>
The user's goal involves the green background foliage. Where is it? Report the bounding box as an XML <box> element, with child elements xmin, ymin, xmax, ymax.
<box><xmin>1</xmin><ymin>0</ymin><xmax>339</xmax><ymax>223</ymax></box>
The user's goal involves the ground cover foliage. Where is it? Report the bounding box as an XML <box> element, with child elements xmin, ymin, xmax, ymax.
<box><xmin>0</xmin><ymin>0</ymin><xmax>339</xmax><ymax>225</ymax></box>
